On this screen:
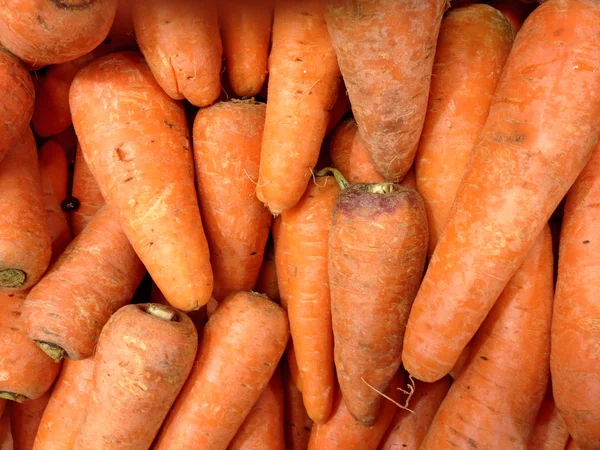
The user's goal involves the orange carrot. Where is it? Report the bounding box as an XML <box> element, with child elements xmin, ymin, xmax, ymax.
<box><xmin>324</xmin><ymin>85</ymin><xmax>351</xmax><ymax>137</ymax></box>
<box><xmin>70</xmin><ymin>145</ymin><xmax>104</xmax><ymax>237</ymax></box>
<box><xmin>0</xmin><ymin>128</ymin><xmax>51</xmax><ymax>291</ymax></box>
<box><xmin>51</xmin><ymin>126</ymin><xmax>78</xmax><ymax>156</ymax></box>
<box><xmin>414</xmin><ymin>4</ymin><xmax>514</xmax><ymax>257</ymax></box>
<box><xmin>256</xmin><ymin>0</ymin><xmax>341</xmax><ymax>215</ymax></box>
<box><xmin>132</xmin><ymin>0</ymin><xmax>222</xmax><ymax>107</ymax></box>
<box><xmin>276</xmin><ymin>175</ymin><xmax>340</xmax><ymax>424</ymax></box>
<box><xmin>403</xmin><ymin>0</ymin><xmax>600</xmax><ymax>383</ymax></box>
<box><xmin>70</xmin><ymin>51</ymin><xmax>213</xmax><ymax>311</ymax></box>
<box><xmin>11</xmin><ymin>390</ymin><xmax>52</xmax><ymax>450</ymax></box>
<box><xmin>193</xmin><ymin>100</ymin><xmax>272</xmax><ymax>301</ymax></box>
<box><xmin>527</xmin><ymin>388</ymin><xmax>570</xmax><ymax>450</ymax></box>
<box><xmin>283</xmin><ymin>362</ymin><xmax>313</xmax><ymax>450</ymax></box>
<box><xmin>0</xmin><ymin>0</ymin><xmax>117</xmax><ymax>67</ymax></box>
<box><xmin>103</xmin><ymin>0</ymin><xmax>137</xmax><ymax>53</ymax></box>
<box><xmin>324</xmin><ymin>0</ymin><xmax>446</xmax><ymax>181</ymax></box>
<box><xmin>22</xmin><ymin>206</ymin><xmax>146</xmax><ymax>361</ymax></box>
<box><xmin>254</xmin><ymin>235</ymin><xmax>280</xmax><ymax>303</ymax></box>
<box><xmin>420</xmin><ymin>227</ymin><xmax>553</xmax><ymax>449</ymax></box>
<box><xmin>154</xmin><ymin>291</ymin><xmax>289</xmax><ymax>450</ymax></box>
<box><xmin>0</xmin><ymin>405</ymin><xmax>12</xmax><ymax>450</ymax></box>
<box><xmin>329</xmin><ymin>179</ymin><xmax>428</xmax><ymax>425</ymax></box>
<box><xmin>33</xmin><ymin>358</ymin><xmax>94</xmax><ymax>450</ymax></box>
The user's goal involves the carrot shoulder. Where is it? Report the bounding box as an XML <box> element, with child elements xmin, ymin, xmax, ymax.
<box><xmin>70</xmin><ymin>145</ymin><xmax>105</xmax><ymax>237</ymax></box>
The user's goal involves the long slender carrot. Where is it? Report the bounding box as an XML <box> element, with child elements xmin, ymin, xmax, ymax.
<box><xmin>527</xmin><ymin>388</ymin><xmax>570</xmax><ymax>450</ymax></box>
<box><xmin>11</xmin><ymin>390</ymin><xmax>52</xmax><ymax>450</ymax></box>
<box><xmin>414</xmin><ymin>4</ymin><xmax>514</xmax><ymax>257</ymax></box>
<box><xmin>193</xmin><ymin>100</ymin><xmax>272</xmax><ymax>301</ymax></box>
<box><xmin>0</xmin><ymin>406</ymin><xmax>11</xmax><ymax>450</ymax></box>
<box><xmin>154</xmin><ymin>291</ymin><xmax>289</xmax><ymax>450</ymax></box>
<box><xmin>0</xmin><ymin>128</ymin><xmax>51</xmax><ymax>291</ymax></box>
<box><xmin>70</xmin><ymin>51</ymin><xmax>213</xmax><ymax>311</ymax></box>
<box><xmin>256</xmin><ymin>0</ymin><xmax>341</xmax><ymax>215</ymax></box>
<box><xmin>22</xmin><ymin>206</ymin><xmax>146</xmax><ymax>362</ymax></box>
<box><xmin>403</xmin><ymin>0</ymin><xmax>600</xmax><ymax>383</ymax></box>
<box><xmin>551</xmin><ymin>141</ymin><xmax>600</xmax><ymax>450</ymax></box>
<box><xmin>254</xmin><ymin>235</ymin><xmax>280</xmax><ymax>303</ymax></box>
<box><xmin>70</xmin><ymin>145</ymin><xmax>105</xmax><ymax>237</ymax></box>
<box><xmin>283</xmin><ymin>362</ymin><xmax>313</xmax><ymax>450</ymax></box>
<box><xmin>329</xmin><ymin>179</ymin><xmax>428</xmax><ymax>425</ymax></box>
<box><xmin>420</xmin><ymin>227</ymin><xmax>553</xmax><ymax>449</ymax></box>
<box><xmin>33</xmin><ymin>359</ymin><xmax>95</xmax><ymax>450</ymax></box>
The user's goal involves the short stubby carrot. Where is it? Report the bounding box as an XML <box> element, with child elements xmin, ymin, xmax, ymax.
<box><xmin>132</xmin><ymin>0</ymin><xmax>222</xmax><ymax>107</ymax></box>
<box><xmin>276</xmin><ymin>175</ymin><xmax>340</xmax><ymax>424</ymax></box>
<box><xmin>70</xmin><ymin>51</ymin><xmax>213</xmax><ymax>311</ymax></box>
<box><xmin>414</xmin><ymin>4</ymin><xmax>514</xmax><ymax>257</ymax></box>
<box><xmin>154</xmin><ymin>291</ymin><xmax>289</xmax><ymax>450</ymax></box>
<box><xmin>527</xmin><ymin>388</ymin><xmax>570</xmax><ymax>450</ymax></box>
<box><xmin>11</xmin><ymin>390</ymin><xmax>52</xmax><ymax>450</ymax></box>
<box><xmin>551</xmin><ymin>141</ymin><xmax>600</xmax><ymax>450</ymax></box>
<box><xmin>74</xmin><ymin>304</ymin><xmax>198</xmax><ymax>450</ymax></box>
<box><xmin>22</xmin><ymin>206</ymin><xmax>146</xmax><ymax>362</ymax></box>
<box><xmin>0</xmin><ymin>128</ymin><xmax>51</xmax><ymax>291</ymax></box>
<box><xmin>330</xmin><ymin>182</ymin><xmax>428</xmax><ymax>425</ymax></box>
<box><xmin>256</xmin><ymin>0</ymin><xmax>341</xmax><ymax>215</ymax></box>
<box><xmin>193</xmin><ymin>100</ymin><xmax>272</xmax><ymax>301</ymax></box>
<box><xmin>283</xmin><ymin>362</ymin><xmax>313</xmax><ymax>450</ymax></box>
<box><xmin>403</xmin><ymin>0</ymin><xmax>600</xmax><ymax>383</ymax></box>
<box><xmin>0</xmin><ymin>0</ymin><xmax>117</xmax><ymax>67</ymax></box>
<box><xmin>420</xmin><ymin>227</ymin><xmax>553</xmax><ymax>449</ymax></box>
<box><xmin>70</xmin><ymin>145</ymin><xmax>105</xmax><ymax>237</ymax></box>
<box><xmin>324</xmin><ymin>0</ymin><xmax>447</xmax><ymax>181</ymax></box>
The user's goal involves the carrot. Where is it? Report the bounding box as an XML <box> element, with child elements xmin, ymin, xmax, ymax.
<box><xmin>193</xmin><ymin>100</ymin><xmax>272</xmax><ymax>301</ymax></box>
<box><xmin>0</xmin><ymin>0</ymin><xmax>117</xmax><ymax>68</ymax></box>
<box><xmin>255</xmin><ymin>0</ymin><xmax>342</xmax><ymax>215</ymax></box>
<box><xmin>154</xmin><ymin>291</ymin><xmax>289</xmax><ymax>450</ymax></box>
<box><xmin>228</xmin><ymin>371</ymin><xmax>285</xmax><ymax>450</ymax></box>
<box><xmin>551</xmin><ymin>141</ymin><xmax>600</xmax><ymax>450</ymax></box>
<box><xmin>51</xmin><ymin>126</ymin><xmax>78</xmax><ymax>157</ymax></box>
<box><xmin>324</xmin><ymin>0</ymin><xmax>446</xmax><ymax>181</ymax></box>
<box><xmin>0</xmin><ymin>403</ymin><xmax>4</xmax><ymax>422</ymax></box>
<box><xmin>70</xmin><ymin>51</ymin><xmax>213</xmax><ymax>311</ymax></box>
<box><xmin>254</xmin><ymin>235</ymin><xmax>280</xmax><ymax>303</ymax></box>
<box><xmin>283</xmin><ymin>362</ymin><xmax>313</xmax><ymax>450</ymax></box>
<box><xmin>70</xmin><ymin>145</ymin><xmax>104</xmax><ymax>237</ymax></box>
<box><xmin>285</xmin><ymin>342</ymin><xmax>303</xmax><ymax>393</ymax></box>
<box><xmin>414</xmin><ymin>4</ymin><xmax>514</xmax><ymax>258</ymax></box>
<box><xmin>329</xmin><ymin>177</ymin><xmax>428</xmax><ymax>425</ymax></box>
<box><xmin>565</xmin><ymin>438</ymin><xmax>581</xmax><ymax>450</ymax></box>
<box><xmin>403</xmin><ymin>0</ymin><xmax>600</xmax><ymax>383</ymax></box>
<box><xmin>11</xmin><ymin>390</ymin><xmax>52</xmax><ymax>450</ymax></box>
<box><xmin>0</xmin><ymin>48</ymin><xmax>34</xmax><ymax>165</ymax></box>
<box><xmin>33</xmin><ymin>359</ymin><xmax>94</xmax><ymax>450</ymax></box>
<box><xmin>527</xmin><ymin>388</ymin><xmax>570</xmax><ymax>450</ymax></box>
<box><xmin>0</xmin><ymin>406</ymin><xmax>11</xmax><ymax>450</ymax></box>
<box><xmin>448</xmin><ymin>344</ymin><xmax>471</xmax><ymax>379</ymax></box>
<box><xmin>324</xmin><ymin>85</ymin><xmax>351</xmax><ymax>137</ymax></box>
<box><xmin>307</xmin><ymin>371</ymin><xmax>403</xmax><ymax>450</ymax></box>
<box><xmin>489</xmin><ymin>0</ymin><xmax>536</xmax><ymax>32</ymax></box>
<box><xmin>219</xmin><ymin>0</ymin><xmax>273</xmax><ymax>97</ymax></box>
<box><xmin>22</xmin><ymin>206</ymin><xmax>146</xmax><ymax>362</ymax></box>
<box><xmin>0</xmin><ymin>128</ymin><xmax>51</xmax><ymax>291</ymax></box>
<box><xmin>103</xmin><ymin>0</ymin><xmax>137</xmax><ymax>53</ymax></box>
<box><xmin>420</xmin><ymin>227</ymin><xmax>553</xmax><ymax>449</ymax></box>
<box><xmin>380</xmin><ymin>376</ymin><xmax>450</xmax><ymax>450</ymax></box>
<box><xmin>132</xmin><ymin>0</ymin><xmax>222</xmax><ymax>107</ymax></box>
<box><xmin>276</xmin><ymin>175</ymin><xmax>340</xmax><ymax>423</ymax></box>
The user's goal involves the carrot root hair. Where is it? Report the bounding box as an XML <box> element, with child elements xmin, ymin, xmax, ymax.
<box><xmin>0</xmin><ymin>269</ymin><xmax>26</xmax><ymax>288</ymax></box>
<box><xmin>360</xmin><ymin>375</ymin><xmax>416</xmax><ymax>414</ymax></box>
<box><xmin>36</xmin><ymin>341</ymin><xmax>67</xmax><ymax>363</ymax></box>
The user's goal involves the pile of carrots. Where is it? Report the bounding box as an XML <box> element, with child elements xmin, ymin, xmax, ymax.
<box><xmin>0</xmin><ymin>0</ymin><xmax>599</xmax><ymax>449</ymax></box>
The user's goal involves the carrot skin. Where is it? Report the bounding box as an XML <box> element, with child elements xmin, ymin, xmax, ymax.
<box><xmin>70</xmin><ymin>145</ymin><xmax>105</xmax><ymax>237</ymax></box>
<box><xmin>11</xmin><ymin>390</ymin><xmax>52</xmax><ymax>450</ymax></box>
<box><xmin>527</xmin><ymin>389</ymin><xmax>570</xmax><ymax>450</ymax></box>
<box><xmin>283</xmin><ymin>362</ymin><xmax>313</xmax><ymax>450</ymax></box>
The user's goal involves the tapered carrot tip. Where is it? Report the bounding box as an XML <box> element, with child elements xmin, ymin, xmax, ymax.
<box><xmin>0</xmin><ymin>392</ymin><xmax>26</xmax><ymax>403</ymax></box>
<box><xmin>0</xmin><ymin>269</ymin><xmax>26</xmax><ymax>288</ymax></box>
<box><xmin>36</xmin><ymin>342</ymin><xmax>67</xmax><ymax>363</ymax></box>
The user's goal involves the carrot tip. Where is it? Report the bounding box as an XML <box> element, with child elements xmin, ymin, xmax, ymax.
<box><xmin>36</xmin><ymin>341</ymin><xmax>67</xmax><ymax>363</ymax></box>
<box><xmin>140</xmin><ymin>303</ymin><xmax>178</xmax><ymax>322</ymax></box>
<box><xmin>0</xmin><ymin>392</ymin><xmax>27</xmax><ymax>403</ymax></box>
<box><xmin>0</xmin><ymin>269</ymin><xmax>26</xmax><ymax>288</ymax></box>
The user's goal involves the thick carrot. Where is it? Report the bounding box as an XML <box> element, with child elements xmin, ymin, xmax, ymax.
<box><xmin>256</xmin><ymin>0</ymin><xmax>341</xmax><ymax>215</ymax></box>
<box><xmin>527</xmin><ymin>388</ymin><xmax>570</xmax><ymax>450</ymax></box>
<box><xmin>403</xmin><ymin>0</ymin><xmax>600</xmax><ymax>383</ymax></box>
<box><xmin>254</xmin><ymin>235</ymin><xmax>280</xmax><ymax>303</ymax></box>
<box><xmin>0</xmin><ymin>128</ymin><xmax>51</xmax><ymax>291</ymax></box>
<box><xmin>219</xmin><ymin>0</ymin><xmax>273</xmax><ymax>97</ymax></box>
<box><xmin>22</xmin><ymin>206</ymin><xmax>146</xmax><ymax>362</ymax></box>
<box><xmin>551</xmin><ymin>141</ymin><xmax>600</xmax><ymax>450</ymax></box>
<box><xmin>228</xmin><ymin>371</ymin><xmax>285</xmax><ymax>450</ymax></box>
<box><xmin>70</xmin><ymin>145</ymin><xmax>104</xmax><ymax>237</ymax></box>
<box><xmin>420</xmin><ymin>227</ymin><xmax>553</xmax><ymax>449</ymax></box>
<box><xmin>11</xmin><ymin>390</ymin><xmax>51</xmax><ymax>450</ymax></box>
<box><xmin>33</xmin><ymin>359</ymin><xmax>94</xmax><ymax>450</ymax></box>
<box><xmin>414</xmin><ymin>4</ymin><xmax>514</xmax><ymax>257</ymax></box>
<box><xmin>193</xmin><ymin>100</ymin><xmax>272</xmax><ymax>301</ymax></box>
<box><xmin>0</xmin><ymin>406</ymin><xmax>11</xmax><ymax>450</ymax></box>
<box><xmin>74</xmin><ymin>304</ymin><xmax>197</xmax><ymax>450</ymax></box>
<box><xmin>276</xmin><ymin>175</ymin><xmax>339</xmax><ymax>423</ymax></box>
<box><xmin>380</xmin><ymin>376</ymin><xmax>450</xmax><ymax>450</ymax></box>
<box><xmin>154</xmin><ymin>291</ymin><xmax>289</xmax><ymax>450</ymax></box>
<box><xmin>70</xmin><ymin>51</ymin><xmax>213</xmax><ymax>311</ymax></box>
<box><xmin>283</xmin><ymin>362</ymin><xmax>313</xmax><ymax>450</ymax></box>
<box><xmin>329</xmin><ymin>180</ymin><xmax>428</xmax><ymax>425</ymax></box>
<box><xmin>324</xmin><ymin>0</ymin><xmax>446</xmax><ymax>181</ymax></box>
<box><xmin>0</xmin><ymin>47</ymin><xmax>34</xmax><ymax>164</ymax></box>
<box><xmin>132</xmin><ymin>0</ymin><xmax>222</xmax><ymax>107</ymax></box>
<box><xmin>0</xmin><ymin>0</ymin><xmax>117</xmax><ymax>67</ymax></box>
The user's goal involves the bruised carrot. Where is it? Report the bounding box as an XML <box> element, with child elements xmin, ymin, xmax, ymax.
<box><xmin>132</xmin><ymin>0</ymin><xmax>222</xmax><ymax>107</ymax></box>
<box><xmin>70</xmin><ymin>145</ymin><xmax>104</xmax><ymax>237</ymax></box>
<box><xmin>0</xmin><ymin>129</ymin><xmax>51</xmax><ymax>291</ymax></box>
<box><xmin>414</xmin><ymin>4</ymin><xmax>514</xmax><ymax>257</ymax></box>
<box><xmin>34</xmin><ymin>359</ymin><xmax>94</xmax><ymax>450</ymax></box>
<box><xmin>329</xmin><ymin>177</ymin><xmax>428</xmax><ymax>425</ymax></box>
<box><xmin>254</xmin><ymin>236</ymin><xmax>280</xmax><ymax>303</ymax></box>
<box><xmin>0</xmin><ymin>0</ymin><xmax>117</xmax><ymax>67</ymax></box>
<box><xmin>228</xmin><ymin>372</ymin><xmax>285</xmax><ymax>450</ymax></box>
<box><xmin>22</xmin><ymin>206</ymin><xmax>146</xmax><ymax>361</ymax></box>
<box><xmin>70</xmin><ymin>52</ymin><xmax>213</xmax><ymax>311</ymax></box>
<box><xmin>403</xmin><ymin>0</ymin><xmax>600</xmax><ymax>383</ymax></box>
<box><xmin>11</xmin><ymin>390</ymin><xmax>51</xmax><ymax>450</ymax></box>
<box><xmin>527</xmin><ymin>388</ymin><xmax>570</xmax><ymax>450</ymax></box>
<box><xmin>283</xmin><ymin>362</ymin><xmax>313</xmax><ymax>450</ymax></box>
<box><xmin>193</xmin><ymin>100</ymin><xmax>272</xmax><ymax>301</ymax></box>
<box><xmin>256</xmin><ymin>0</ymin><xmax>342</xmax><ymax>215</ymax></box>
<box><xmin>154</xmin><ymin>291</ymin><xmax>289</xmax><ymax>450</ymax></box>
<box><xmin>420</xmin><ymin>227</ymin><xmax>553</xmax><ymax>449</ymax></box>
